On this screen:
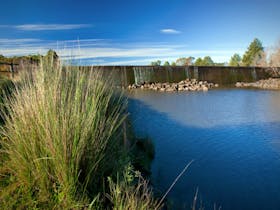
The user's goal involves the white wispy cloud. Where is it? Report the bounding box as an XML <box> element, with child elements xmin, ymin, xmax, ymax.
<box><xmin>0</xmin><ymin>38</ymin><xmax>244</xmax><ymax>64</ymax></box>
<box><xmin>101</xmin><ymin>57</ymin><xmax>181</xmax><ymax>66</ymax></box>
<box><xmin>9</xmin><ymin>24</ymin><xmax>92</xmax><ymax>31</ymax></box>
<box><xmin>160</xmin><ymin>29</ymin><xmax>181</xmax><ymax>34</ymax></box>
<box><xmin>0</xmin><ymin>38</ymin><xmax>42</xmax><ymax>44</ymax></box>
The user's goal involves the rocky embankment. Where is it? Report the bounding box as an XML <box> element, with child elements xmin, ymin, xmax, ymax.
<box><xmin>235</xmin><ymin>78</ymin><xmax>280</xmax><ymax>89</ymax></box>
<box><xmin>128</xmin><ymin>79</ymin><xmax>219</xmax><ymax>92</ymax></box>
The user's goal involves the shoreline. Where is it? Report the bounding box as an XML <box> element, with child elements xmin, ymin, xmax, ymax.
<box><xmin>127</xmin><ymin>78</ymin><xmax>219</xmax><ymax>92</ymax></box>
<box><xmin>235</xmin><ymin>78</ymin><xmax>280</xmax><ymax>90</ymax></box>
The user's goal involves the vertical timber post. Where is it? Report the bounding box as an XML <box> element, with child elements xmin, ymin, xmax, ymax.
<box><xmin>11</xmin><ymin>62</ymin><xmax>14</xmax><ymax>78</ymax></box>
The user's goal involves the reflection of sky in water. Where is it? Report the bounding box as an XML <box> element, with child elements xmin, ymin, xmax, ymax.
<box><xmin>127</xmin><ymin>89</ymin><xmax>280</xmax><ymax>210</ymax></box>
<box><xmin>128</xmin><ymin>89</ymin><xmax>280</xmax><ymax>128</ymax></box>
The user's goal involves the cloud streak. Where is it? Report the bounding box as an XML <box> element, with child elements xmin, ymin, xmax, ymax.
<box><xmin>0</xmin><ymin>24</ymin><xmax>92</xmax><ymax>31</ymax></box>
<box><xmin>0</xmin><ymin>38</ymin><xmax>42</xmax><ymax>44</ymax></box>
<box><xmin>15</xmin><ymin>24</ymin><xmax>92</xmax><ymax>31</ymax></box>
<box><xmin>0</xmin><ymin>38</ymin><xmax>243</xmax><ymax>64</ymax></box>
<box><xmin>160</xmin><ymin>29</ymin><xmax>181</xmax><ymax>34</ymax></box>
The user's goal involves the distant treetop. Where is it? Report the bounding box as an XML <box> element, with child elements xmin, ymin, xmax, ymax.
<box><xmin>150</xmin><ymin>60</ymin><xmax>161</xmax><ymax>66</ymax></box>
<box><xmin>194</xmin><ymin>56</ymin><xmax>214</xmax><ymax>66</ymax></box>
<box><xmin>242</xmin><ymin>38</ymin><xmax>264</xmax><ymax>66</ymax></box>
<box><xmin>0</xmin><ymin>50</ymin><xmax>59</xmax><ymax>64</ymax></box>
<box><xmin>229</xmin><ymin>53</ymin><xmax>241</xmax><ymax>66</ymax></box>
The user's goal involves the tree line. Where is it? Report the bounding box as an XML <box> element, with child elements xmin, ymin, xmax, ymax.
<box><xmin>150</xmin><ymin>38</ymin><xmax>280</xmax><ymax>67</ymax></box>
<box><xmin>150</xmin><ymin>56</ymin><xmax>216</xmax><ymax>67</ymax></box>
<box><xmin>0</xmin><ymin>50</ymin><xmax>58</xmax><ymax>64</ymax></box>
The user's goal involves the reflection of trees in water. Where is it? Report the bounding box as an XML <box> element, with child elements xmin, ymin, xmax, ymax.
<box><xmin>129</xmin><ymin>89</ymin><xmax>280</xmax><ymax>128</ymax></box>
<box><xmin>267</xmin><ymin>91</ymin><xmax>280</xmax><ymax>119</ymax></box>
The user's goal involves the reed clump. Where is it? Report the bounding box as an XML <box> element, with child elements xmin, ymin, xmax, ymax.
<box><xmin>0</xmin><ymin>55</ymin><xmax>160</xmax><ymax>209</ymax></box>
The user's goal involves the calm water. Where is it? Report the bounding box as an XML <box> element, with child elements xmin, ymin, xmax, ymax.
<box><xmin>127</xmin><ymin>89</ymin><xmax>280</xmax><ymax>210</ymax></box>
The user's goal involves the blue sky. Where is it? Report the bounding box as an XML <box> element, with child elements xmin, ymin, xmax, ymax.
<box><xmin>0</xmin><ymin>0</ymin><xmax>280</xmax><ymax>65</ymax></box>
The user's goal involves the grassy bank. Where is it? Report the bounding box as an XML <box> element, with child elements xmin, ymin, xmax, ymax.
<box><xmin>0</xmin><ymin>56</ymin><xmax>161</xmax><ymax>209</ymax></box>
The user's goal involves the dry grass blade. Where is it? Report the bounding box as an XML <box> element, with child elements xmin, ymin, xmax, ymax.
<box><xmin>157</xmin><ymin>160</ymin><xmax>194</xmax><ymax>208</ymax></box>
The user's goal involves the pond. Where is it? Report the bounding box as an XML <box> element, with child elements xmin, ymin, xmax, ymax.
<box><xmin>127</xmin><ymin>89</ymin><xmax>280</xmax><ymax>210</ymax></box>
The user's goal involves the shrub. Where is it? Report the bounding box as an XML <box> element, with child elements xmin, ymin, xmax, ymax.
<box><xmin>0</xmin><ymin>56</ymin><xmax>158</xmax><ymax>209</ymax></box>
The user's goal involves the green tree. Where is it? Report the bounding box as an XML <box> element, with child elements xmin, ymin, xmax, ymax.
<box><xmin>194</xmin><ymin>57</ymin><xmax>203</xmax><ymax>66</ymax></box>
<box><xmin>242</xmin><ymin>38</ymin><xmax>264</xmax><ymax>66</ymax></box>
<box><xmin>229</xmin><ymin>53</ymin><xmax>241</xmax><ymax>66</ymax></box>
<box><xmin>171</xmin><ymin>61</ymin><xmax>176</xmax><ymax>66</ymax></box>
<box><xmin>194</xmin><ymin>56</ymin><xmax>214</xmax><ymax>66</ymax></box>
<box><xmin>203</xmin><ymin>56</ymin><xmax>214</xmax><ymax>66</ymax></box>
<box><xmin>150</xmin><ymin>60</ymin><xmax>161</xmax><ymax>66</ymax></box>
<box><xmin>163</xmin><ymin>61</ymin><xmax>170</xmax><ymax>66</ymax></box>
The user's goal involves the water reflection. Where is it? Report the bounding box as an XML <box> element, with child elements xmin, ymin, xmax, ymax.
<box><xmin>128</xmin><ymin>89</ymin><xmax>280</xmax><ymax>128</ymax></box>
<box><xmin>127</xmin><ymin>89</ymin><xmax>280</xmax><ymax>210</ymax></box>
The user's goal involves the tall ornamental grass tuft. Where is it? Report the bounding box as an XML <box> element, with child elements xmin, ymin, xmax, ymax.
<box><xmin>0</xmin><ymin>56</ymin><xmax>131</xmax><ymax>209</ymax></box>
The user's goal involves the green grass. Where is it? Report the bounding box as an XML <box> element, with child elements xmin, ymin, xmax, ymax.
<box><xmin>0</xmin><ymin>55</ymin><xmax>161</xmax><ymax>209</ymax></box>
<box><xmin>0</xmin><ymin>76</ymin><xmax>14</xmax><ymax>125</ymax></box>
<box><xmin>107</xmin><ymin>165</ymin><xmax>160</xmax><ymax>210</ymax></box>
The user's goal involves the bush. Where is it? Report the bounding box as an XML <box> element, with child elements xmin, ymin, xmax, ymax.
<box><xmin>0</xmin><ymin>57</ymin><xmax>159</xmax><ymax>209</ymax></box>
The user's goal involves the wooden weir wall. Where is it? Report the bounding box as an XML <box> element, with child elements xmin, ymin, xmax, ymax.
<box><xmin>1</xmin><ymin>63</ymin><xmax>279</xmax><ymax>86</ymax></box>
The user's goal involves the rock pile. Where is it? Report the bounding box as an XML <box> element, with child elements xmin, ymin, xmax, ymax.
<box><xmin>128</xmin><ymin>79</ymin><xmax>219</xmax><ymax>92</ymax></box>
<box><xmin>235</xmin><ymin>78</ymin><xmax>280</xmax><ymax>89</ymax></box>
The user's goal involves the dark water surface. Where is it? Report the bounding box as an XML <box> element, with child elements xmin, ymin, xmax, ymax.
<box><xmin>127</xmin><ymin>89</ymin><xmax>280</xmax><ymax>210</ymax></box>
